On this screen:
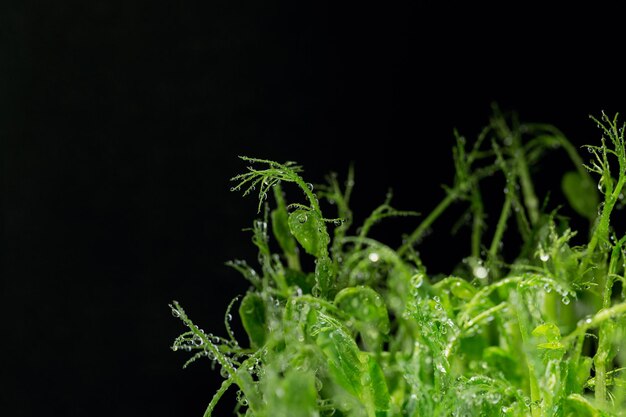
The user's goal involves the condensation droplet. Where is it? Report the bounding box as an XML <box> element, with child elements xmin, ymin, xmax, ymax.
<box><xmin>473</xmin><ymin>265</ymin><xmax>488</xmax><ymax>279</ymax></box>
<box><xmin>412</xmin><ymin>273</ymin><xmax>424</xmax><ymax>288</ymax></box>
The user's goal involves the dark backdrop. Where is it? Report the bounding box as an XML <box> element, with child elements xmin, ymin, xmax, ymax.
<box><xmin>3</xmin><ymin>2</ymin><xmax>624</xmax><ymax>416</ymax></box>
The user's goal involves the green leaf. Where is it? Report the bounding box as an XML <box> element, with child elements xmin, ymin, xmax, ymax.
<box><xmin>288</xmin><ymin>209</ymin><xmax>329</xmax><ymax>258</ymax></box>
<box><xmin>483</xmin><ymin>347</ymin><xmax>521</xmax><ymax>384</ymax></box>
<box><xmin>272</xmin><ymin>207</ymin><xmax>297</xmax><ymax>256</ymax></box>
<box><xmin>334</xmin><ymin>286</ymin><xmax>390</xmax><ymax>350</ymax></box>
<box><xmin>531</xmin><ymin>322</ymin><xmax>561</xmax><ymax>342</ymax></box>
<box><xmin>314</xmin><ymin>257</ymin><xmax>335</xmax><ymax>299</ymax></box>
<box><xmin>562</xmin><ymin>171</ymin><xmax>599</xmax><ymax>219</ymax></box>
<box><xmin>263</xmin><ymin>369</ymin><xmax>318</xmax><ymax>417</ymax></box>
<box><xmin>537</xmin><ymin>341</ymin><xmax>565</xmax><ymax>350</ymax></box>
<box><xmin>311</xmin><ymin>311</ymin><xmax>363</xmax><ymax>398</ymax></box>
<box><xmin>272</xmin><ymin>184</ymin><xmax>301</xmax><ymax>270</ymax></box>
<box><xmin>564</xmin><ymin>393</ymin><xmax>602</xmax><ymax>417</ymax></box>
<box><xmin>567</xmin><ymin>356</ymin><xmax>593</xmax><ymax>392</ymax></box>
<box><xmin>449</xmin><ymin>279</ymin><xmax>477</xmax><ymax>300</ymax></box>
<box><xmin>284</xmin><ymin>269</ymin><xmax>315</xmax><ymax>294</ymax></box>
<box><xmin>360</xmin><ymin>352</ymin><xmax>390</xmax><ymax>412</ymax></box>
<box><xmin>239</xmin><ymin>293</ymin><xmax>267</xmax><ymax>348</ymax></box>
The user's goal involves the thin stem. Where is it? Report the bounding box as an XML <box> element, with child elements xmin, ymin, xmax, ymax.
<box><xmin>488</xmin><ymin>195</ymin><xmax>512</xmax><ymax>261</ymax></box>
<box><xmin>398</xmin><ymin>191</ymin><xmax>457</xmax><ymax>256</ymax></box>
<box><xmin>582</xmin><ymin>175</ymin><xmax>626</xmax><ymax>274</ymax></box>
<box><xmin>515</xmin><ymin>145</ymin><xmax>539</xmax><ymax>226</ymax></box>
<box><xmin>562</xmin><ymin>302</ymin><xmax>626</xmax><ymax>344</ymax></box>
<box><xmin>513</xmin><ymin>292</ymin><xmax>541</xmax><ymax>417</ymax></box>
<box><xmin>470</xmin><ymin>186</ymin><xmax>484</xmax><ymax>259</ymax></box>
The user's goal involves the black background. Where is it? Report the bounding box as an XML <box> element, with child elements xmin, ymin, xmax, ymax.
<box><xmin>3</xmin><ymin>2</ymin><xmax>624</xmax><ymax>416</ymax></box>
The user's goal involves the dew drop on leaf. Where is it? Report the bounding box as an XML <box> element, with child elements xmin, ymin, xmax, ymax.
<box><xmin>412</xmin><ymin>273</ymin><xmax>424</xmax><ymax>288</ymax></box>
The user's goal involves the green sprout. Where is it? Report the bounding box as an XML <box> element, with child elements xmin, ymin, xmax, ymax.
<box><xmin>171</xmin><ymin>110</ymin><xmax>626</xmax><ymax>417</ymax></box>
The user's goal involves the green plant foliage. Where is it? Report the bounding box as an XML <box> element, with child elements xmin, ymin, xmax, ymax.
<box><xmin>171</xmin><ymin>110</ymin><xmax>626</xmax><ymax>416</ymax></box>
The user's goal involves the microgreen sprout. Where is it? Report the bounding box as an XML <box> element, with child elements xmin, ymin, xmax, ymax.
<box><xmin>172</xmin><ymin>111</ymin><xmax>626</xmax><ymax>416</ymax></box>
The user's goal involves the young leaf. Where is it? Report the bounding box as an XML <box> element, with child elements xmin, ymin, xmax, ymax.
<box><xmin>262</xmin><ymin>370</ymin><xmax>319</xmax><ymax>417</ymax></box>
<box><xmin>360</xmin><ymin>352</ymin><xmax>391</xmax><ymax>413</ymax></box>
<box><xmin>334</xmin><ymin>286</ymin><xmax>390</xmax><ymax>350</ymax></box>
<box><xmin>310</xmin><ymin>310</ymin><xmax>363</xmax><ymax>399</ymax></box>
<box><xmin>562</xmin><ymin>171</ymin><xmax>599</xmax><ymax>220</ymax></box>
<box><xmin>239</xmin><ymin>292</ymin><xmax>267</xmax><ymax>348</ymax></box>
<box><xmin>288</xmin><ymin>209</ymin><xmax>329</xmax><ymax>258</ymax></box>
<box><xmin>272</xmin><ymin>184</ymin><xmax>300</xmax><ymax>270</ymax></box>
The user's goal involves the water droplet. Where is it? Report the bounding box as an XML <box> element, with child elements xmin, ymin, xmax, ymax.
<box><xmin>171</xmin><ymin>345</ymin><xmax>178</xmax><ymax>351</ymax></box>
<box><xmin>227</xmin><ymin>314</ymin><xmax>233</xmax><ymax>321</ymax></box>
<box><xmin>171</xmin><ymin>308</ymin><xmax>181</xmax><ymax>318</ymax></box>
<box><xmin>487</xmin><ymin>392</ymin><xmax>501</xmax><ymax>404</ymax></box>
<box><xmin>306</xmin><ymin>182</ymin><xmax>314</xmax><ymax>191</ymax></box>
<box><xmin>412</xmin><ymin>273</ymin><xmax>424</xmax><ymax>288</ymax></box>
<box><xmin>230</xmin><ymin>186</ymin><xmax>236</xmax><ymax>192</ymax></box>
<box><xmin>368</xmin><ymin>252</ymin><xmax>380</xmax><ymax>262</ymax></box>
<box><xmin>297</xmin><ymin>213</ymin><xmax>308</xmax><ymax>223</ymax></box>
<box><xmin>561</xmin><ymin>296</ymin><xmax>570</xmax><ymax>305</ymax></box>
<box><xmin>539</xmin><ymin>252</ymin><xmax>549</xmax><ymax>262</ymax></box>
<box><xmin>473</xmin><ymin>265</ymin><xmax>488</xmax><ymax>279</ymax></box>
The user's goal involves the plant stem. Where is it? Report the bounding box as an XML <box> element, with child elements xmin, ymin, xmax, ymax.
<box><xmin>582</xmin><ymin>175</ymin><xmax>626</xmax><ymax>275</ymax></box>
<box><xmin>470</xmin><ymin>186</ymin><xmax>484</xmax><ymax>259</ymax></box>
<box><xmin>488</xmin><ymin>195</ymin><xmax>512</xmax><ymax>261</ymax></box>
<box><xmin>398</xmin><ymin>191</ymin><xmax>457</xmax><ymax>256</ymax></box>
<box><xmin>513</xmin><ymin>291</ymin><xmax>541</xmax><ymax>417</ymax></box>
<box><xmin>515</xmin><ymin>147</ymin><xmax>539</xmax><ymax>226</ymax></box>
<box><xmin>563</xmin><ymin>302</ymin><xmax>626</xmax><ymax>344</ymax></box>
